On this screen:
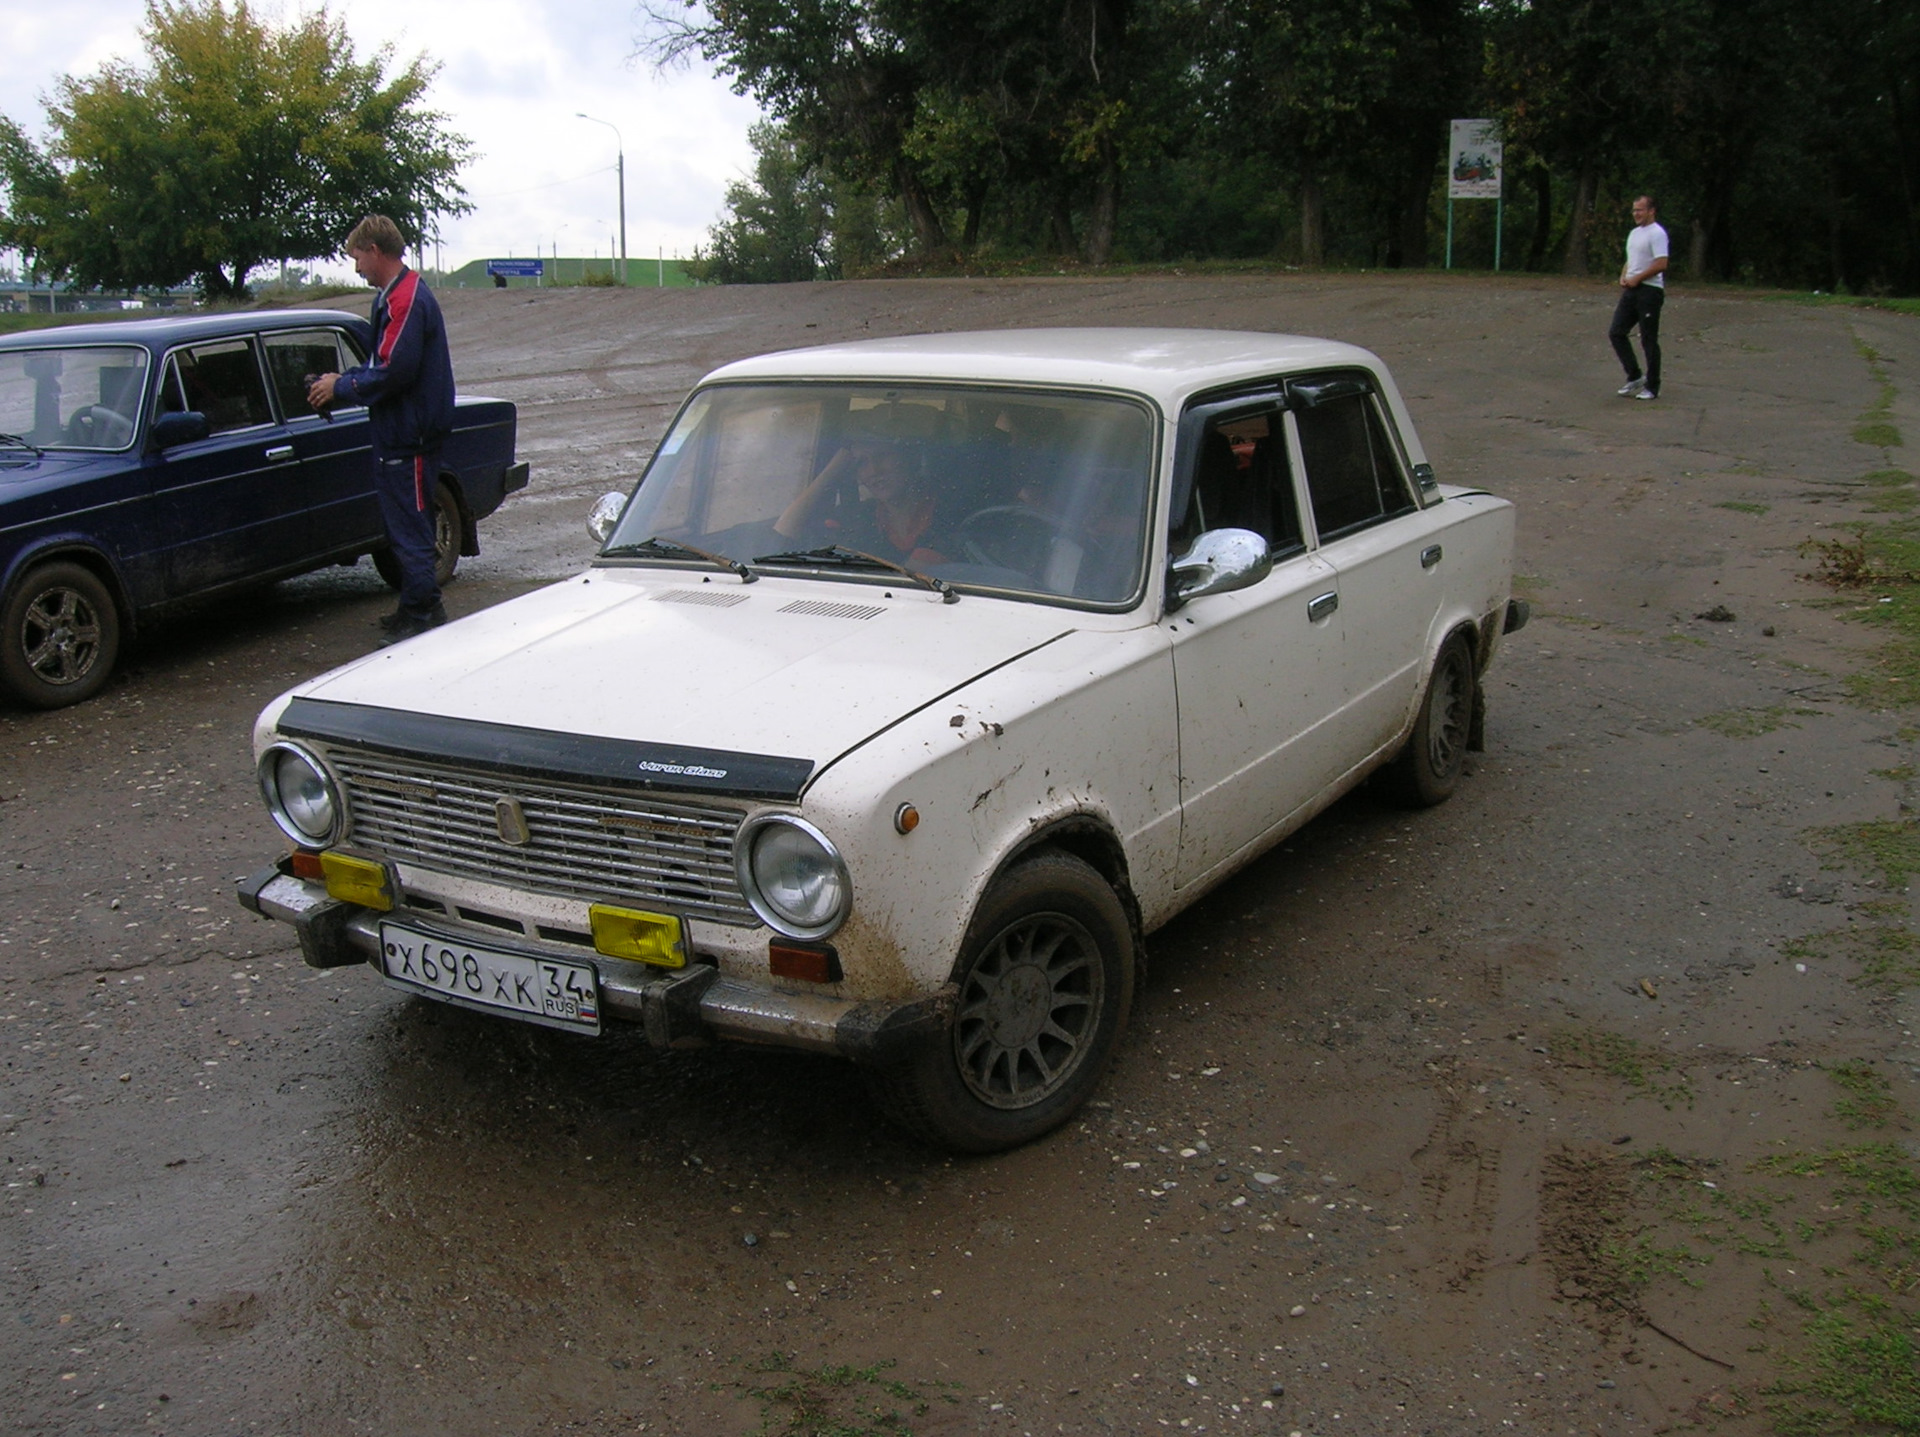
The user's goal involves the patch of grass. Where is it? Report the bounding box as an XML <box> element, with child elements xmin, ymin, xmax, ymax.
<box><xmin>736</xmin><ymin>1354</ymin><xmax>944</xmax><ymax>1436</ymax></box>
<box><xmin>1757</xmin><ymin>1145</ymin><xmax>1920</xmax><ymax>1219</ymax></box>
<box><xmin>1549</xmin><ymin>1029</ymin><xmax>1694</xmax><ymax>1108</ymax></box>
<box><xmin>1784</xmin><ymin>924</ymin><xmax>1920</xmax><ymax>987</ymax></box>
<box><xmin>1856</xmin><ymin>422</ymin><xmax>1905</xmax><ymax>449</ymax></box>
<box><xmin>1871</xmin><ymin>763</ymin><xmax>1916</xmax><ymax>782</ymax></box>
<box><xmin>1811</xmin><ymin>818</ymin><xmax>1920</xmax><ymax>889</ymax></box>
<box><xmin>1696</xmin><ymin>705</ymin><xmax>1816</xmax><ymax>738</ymax></box>
<box><xmin>1828</xmin><ymin>1062</ymin><xmax>1899</xmax><ymax>1130</ymax></box>
<box><xmin>1718</xmin><ymin>500</ymin><xmax>1772</xmax><ymax>516</ymax></box>
<box><xmin>1665</xmin><ymin>632</ymin><xmax>1711</xmax><ymax>647</ymax></box>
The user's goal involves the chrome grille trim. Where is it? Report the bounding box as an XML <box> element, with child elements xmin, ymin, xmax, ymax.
<box><xmin>328</xmin><ymin>749</ymin><xmax>756</xmax><ymax>925</ymax></box>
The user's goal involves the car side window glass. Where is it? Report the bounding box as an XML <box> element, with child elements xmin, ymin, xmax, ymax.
<box><xmin>1293</xmin><ymin>392</ymin><xmax>1416</xmax><ymax>541</ymax></box>
<box><xmin>172</xmin><ymin>339</ymin><xmax>274</xmax><ymax>434</ymax></box>
<box><xmin>1172</xmin><ymin>407</ymin><xmax>1302</xmax><ymax>559</ymax></box>
<box><xmin>261</xmin><ymin>329</ymin><xmax>353</xmax><ymax>422</ymax></box>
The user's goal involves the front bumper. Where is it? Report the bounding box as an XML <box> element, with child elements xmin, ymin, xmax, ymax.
<box><xmin>236</xmin><ymin>867</ymin><xmax>947</xmax><ymax>1065</ymax></box>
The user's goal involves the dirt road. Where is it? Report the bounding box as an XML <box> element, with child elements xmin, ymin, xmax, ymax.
<box><xmin>4</xmin><ymin>274</ymin><xmax>1917</xmax><ymax>1435</ymax></box>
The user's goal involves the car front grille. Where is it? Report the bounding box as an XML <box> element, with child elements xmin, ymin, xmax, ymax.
<box><xmin>329</xmin><ymin>750</ymin><xmax>755</xmax><ymax>926</ymax></box>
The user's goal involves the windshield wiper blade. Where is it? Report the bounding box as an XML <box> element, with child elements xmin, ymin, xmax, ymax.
<box><xmin>600</xmin><ymin>535</ymin><xmax>755</xmax><ymax>583</ymax></box>
<box><xmin>753</xmin><ymin>544</ymin><xmax>957</xmax><ymax>604</ymax></box>
<box><xmin>0</xmin><ymin>433</ymin><xmax>44</xmax><ymax>457</ymax></box>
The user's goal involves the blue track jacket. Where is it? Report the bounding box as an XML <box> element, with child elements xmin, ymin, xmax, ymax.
<box><xmin>333</xmin><ymin>268</ymin><xmax>455</xmax><ymax>458</ymax></box>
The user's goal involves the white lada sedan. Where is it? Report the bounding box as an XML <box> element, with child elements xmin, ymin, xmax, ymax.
<box><xmin>238</xmin><ymin>329</ymin><xmax>1526</xmax><ymax>1151</ymax></box>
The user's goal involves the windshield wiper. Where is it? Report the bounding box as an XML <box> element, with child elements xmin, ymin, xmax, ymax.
<box><xmin>0</xmin><ymin>433</ymin><xmax>44</xmax><ymax>457</ymax></box>
<box><xmin>753</xmin><ymin>544</ymin><xmax>958</xmax><ymax>604</ymax></box>
<box><xmin>600</xmin><ymin>535</ymin><xmax>756</xmax><ymax>583</ymax></box>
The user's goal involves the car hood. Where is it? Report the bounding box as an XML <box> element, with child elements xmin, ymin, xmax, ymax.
<box><xmin>273</xmin><ymin>568</ymin><xmax>1078</xmax><ymax>781</ymax></box>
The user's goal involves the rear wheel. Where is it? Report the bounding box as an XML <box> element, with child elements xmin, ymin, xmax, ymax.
<box><xmin>1386</xmin><ymin>633</ymin><xmax>1473</xmax><ymax>807</ymax></box>
<box><xmin>873</xmin><ymin>851</ymin><xmax>1134</xmax><ymax>1152</ymax></box>
<box><xmin>1</xmin><ymin>562</ymin><xmax>121</xmax><ymax>709</ymax></box>
<box><xmin>373</xmin><ymin>479</ymin><xmax>461</xmax><ymax>590</ymax></box>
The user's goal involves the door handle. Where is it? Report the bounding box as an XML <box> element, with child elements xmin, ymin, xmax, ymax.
<box><xmin>265</xmin><ymin>445</ymin><xmax>296</xmax><ymax>463</ymax></box>
<box><xmin>1307</xmin><ymin>591</ymin><xmax>1338</xmax><ymax>622</ymax></box>
<box><xmin>1421</xmin><ymin>544</ymin><xmax>1443</xmax><ymax>569</ymax></box>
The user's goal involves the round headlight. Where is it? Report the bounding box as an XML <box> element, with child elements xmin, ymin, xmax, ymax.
<box><xmin>259</xmin><ymin>743</ymin><xmax>343</xmax><ymax>847</ymax></box>
<box><xmin>736</xmin><ymin>815</ymin><xmax>850</xmax><ymax>939</ymax></box>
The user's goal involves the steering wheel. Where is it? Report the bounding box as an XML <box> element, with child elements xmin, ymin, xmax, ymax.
<box><xmin>957</xmin><ymin>505</ymin><xmax>1072</xmax><ymax>574</ymax></box>
<box><xmin>66</xmin><ymin>406</ymin><xmax>134</xmax><ymax>448</ymax></box>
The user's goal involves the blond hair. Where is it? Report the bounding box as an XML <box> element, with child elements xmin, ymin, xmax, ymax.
<box><xmin>345</xmin><ymin>214</ymin><xmax>407</xmax><ymax>258</ymax></box>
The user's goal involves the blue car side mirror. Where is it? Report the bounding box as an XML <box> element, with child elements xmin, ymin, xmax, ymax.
<box><xmin>150</xmin><ymin>411</ymin><xmax>210</xmax><ymax>448</ymax></box>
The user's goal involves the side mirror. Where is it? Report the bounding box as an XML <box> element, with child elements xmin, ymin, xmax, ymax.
<box><xmin>587</xmin><ymin>491</ymin><xmax>627</xmax><ymax>545</ymax></box>
<box><xmin>1167</xmin><ymin>528</ymin><xmax>1271</xmax><ymax>611</ymax></box>
<box><xmin>150</xmin><ymin>411</ymin><xmax>210</xmax><ymax>448</ymax></box>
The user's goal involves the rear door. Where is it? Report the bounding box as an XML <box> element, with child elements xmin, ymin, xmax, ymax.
<box><xmin>151</xmin><ymin>336</ymin><xmax>308</xmax><ymax>594</ymax></box>
<box><xmin>260</xmin><ymin>326</ymin><xmax>379</xmax><ymax>556</ymax></box>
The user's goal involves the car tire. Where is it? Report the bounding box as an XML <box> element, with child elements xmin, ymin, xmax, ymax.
<box><xmin>872</xmin><ymin>851</ymin><xmax>1134</xmax><ymax>1153</ymax></box>
<box><xmin>1</xmin><ymin>561</ymin><xmax>121</xmax><ymax>710</ymax></box>
<box><xmin>372</xmin><ymin>479</ymin><xmax>461</xmax><ymax>590</ymax></box>
<box><xmin>1386</xmin><ymin>632</ymin><xmax>1474</xmax><ymax>807</ymax></box>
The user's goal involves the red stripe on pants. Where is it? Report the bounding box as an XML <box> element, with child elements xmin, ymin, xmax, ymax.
<box><xmin>415</xmin><ymin>455</ymin><xmax>425</xmax><ymax>511</ymax></box>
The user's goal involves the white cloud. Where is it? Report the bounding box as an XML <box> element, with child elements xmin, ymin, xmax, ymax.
<box><xmin>0</xmin><ymin>0</ymin><xmax>762</xmax><ymax>274</ymax></box>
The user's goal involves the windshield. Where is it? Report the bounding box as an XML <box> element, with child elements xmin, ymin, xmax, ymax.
<box><xmin>0</xmin><ymin>346</ymin><xmax>150</xmax><ymax>452</ymax></box>
<box><xmin>603</xmin><ymin>382</ymin><xmax>1158</xmax><ymax>606</ymax></box>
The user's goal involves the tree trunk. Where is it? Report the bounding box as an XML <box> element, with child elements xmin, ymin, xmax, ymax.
<box><xmin>1690</xmin><ymin>218</ymin><xmax>1709</xmax><ymax>282</ymax></box>
<box><xmin>1561</xmin><ymin>164</ymin><xmax>1596</xmax><ymax>276</ymax></box>
<box><xmin>1083</xmin><ymin>141</ymin><xmax>1118</xmax><ymax>265</ymax></box>
<box><xmin>893</xmin><ymin>159</ymin><xmax>948</xmax><ymax>257</ymax></box>
<box><xmin>1526</xmin><ymin>163</ymin><xmax>1554</xmax><ymax>271</ymax></box>
<box><xmin>1299</xmin><ymin>173</ymin><xmax>1324</xmax><ymax>268</ymax></box>
<box><xmin>962</xmin><ymin>179</ymin><xmax>988</xmax><ymax>252</ymax></box>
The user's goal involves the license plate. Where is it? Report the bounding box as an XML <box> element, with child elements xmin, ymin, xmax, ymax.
<box><xmin>378</xmin><ymin>921</ymin><xmax>600</xmax><ymax>1034</ymax></box>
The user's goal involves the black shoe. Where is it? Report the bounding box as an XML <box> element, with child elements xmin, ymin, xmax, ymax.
<box><xmin>378</xmin><ymin>602</ymin><xmax>448</xmax><ymax>646</ymax></box>
<box><xmin>377</xmin><ymin>607</ymin><xmax>406</xmax><ymax>632</ymax></box>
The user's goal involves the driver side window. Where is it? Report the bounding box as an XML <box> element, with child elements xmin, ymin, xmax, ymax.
<box><xmin>158</xmin><ymin>340</ymin><xmax>273</xmax><ymax>435</ymax></box>
<box><xmin>1172</xmin><ymin>407</ymin><xmax>1303</xmax><ymax>559</ymax></box>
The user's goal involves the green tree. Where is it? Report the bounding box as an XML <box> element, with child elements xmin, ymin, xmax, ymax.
<box><xmin>0</xmin><ymin>0</ymin><xmax>471</xmax><ymax>299</ymax></box>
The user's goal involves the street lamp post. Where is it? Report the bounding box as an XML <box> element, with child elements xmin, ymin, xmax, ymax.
<box><xmin>575</xmin><ymin>112</ymin><xmax>627</xmax><ymax>285</ymax></box>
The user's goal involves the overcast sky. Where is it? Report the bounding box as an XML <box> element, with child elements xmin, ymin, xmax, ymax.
<box><xmin>1</xmin><ymin>0</ymin><xmax>764</xmax><ymax>276</ymax></box>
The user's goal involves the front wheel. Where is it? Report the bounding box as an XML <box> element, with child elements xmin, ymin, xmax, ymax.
<box><xmin>373</xmin><ymin>479</ymin><xmax>461</xmax><ymax>590</ymax></box>
<box><xmin>1</xmin><ymin>561</ymin><xmax>122</xmax><ymax>709</ymax></box>
<box><xmin>1385</xmin><ymin>633</ymin><xmax>1474</xmax><ymax>807</ymax></box>
<box><xmin>873</xmin><ymin>851</ymin><xmax>1135</xmax><ymax>1152</ymax></box>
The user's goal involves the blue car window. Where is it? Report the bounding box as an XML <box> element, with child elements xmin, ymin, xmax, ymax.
<box><xmin>172</xmin><ymin>339</ymin><xmax>274</xmax><ymax>434</ymax></box>
<box><xmin>261</xmin><ymin>329</ymin><xmax>352</xmax><ymax>422</ymax></box>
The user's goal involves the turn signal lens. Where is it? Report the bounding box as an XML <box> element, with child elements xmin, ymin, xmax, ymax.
<box><xmin>590</xmin><ymin>905</ymin><xmax>685</xmax><ymax>967</ymax></box>
<box><xmin>319</xmin><ymin>851</ymin><xmax>393</xmax><ymax>911</ymax></box>
<box><xmin>769</xmin><ymin>940</ymin><xmax>841</xmax><ymax>984</ymax></box>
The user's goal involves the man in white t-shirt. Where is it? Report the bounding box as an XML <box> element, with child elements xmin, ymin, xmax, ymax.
<box><xmin>1608</xmin><ymin>195</ymin><xmax>1669</xmax><ymax>400</ymax></box>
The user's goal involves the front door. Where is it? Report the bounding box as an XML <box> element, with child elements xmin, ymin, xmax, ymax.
<box><xmin>1169</xmin><ymin>399</ymin><xmax>1349</xmax><ymax>887</ymax></box>
<box><xmin>260</xmin><ymin>326</ymin><xmax>380</xmax><ymax>557</ymax></box>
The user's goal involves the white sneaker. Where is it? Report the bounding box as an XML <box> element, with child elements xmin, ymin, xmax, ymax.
<box><xmin>1634</xmin><ymin>388</ymin><xmax>1658</xmax><ymax>401</ymax></box>
<box><xmin>1617</xmin><ymin>379</ymin><xmax>1645</xmax><ymax>397</ymax></box>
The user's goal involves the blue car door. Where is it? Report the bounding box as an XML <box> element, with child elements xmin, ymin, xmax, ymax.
<box><xmin>258</xmin><ymin>326</ymin><xmax>380</xmax><ymax>557</ymax></box>
<box><xmin>151</xmin><ymin>337</ymin><xmax>311</xmax><ymax>594</ymax></box>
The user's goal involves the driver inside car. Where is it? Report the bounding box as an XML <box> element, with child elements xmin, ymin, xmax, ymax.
<box><xmin>774</xmin><ymin>434</ymin><xmax>955</xmax><ymax>568</ymax></box>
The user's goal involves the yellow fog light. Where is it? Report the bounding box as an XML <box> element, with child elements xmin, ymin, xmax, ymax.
<box><xmin>320</xmin><ymin>852</ymin><xmax>394</xmax><ymax>911</ymax></box>
<box><xmin>590</xmin><ymin>905</ymin><xmax>685</xmax><ymax>968</ymax></box>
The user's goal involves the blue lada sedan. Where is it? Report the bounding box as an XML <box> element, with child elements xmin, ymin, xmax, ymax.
<box><xmin>0</xmin><ymin>309</ymin><xmax>528</xmax><ymax>708</ymax></box>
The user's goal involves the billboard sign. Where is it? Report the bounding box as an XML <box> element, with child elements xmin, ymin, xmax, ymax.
<box><xmin>486</xmin><ymin>259</ymin><xmax>545</xmax><ymax>278</ymax></box>
<box><xmin>1448</xmin><ymin>120</ymin><xmax>1503</xmax><ymax>200</ymax></box>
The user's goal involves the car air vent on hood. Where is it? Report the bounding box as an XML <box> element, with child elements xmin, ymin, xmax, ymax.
<box><xmin>654</xmin><ymin>589</ymin><xmax>751</xmax><ymax>608</ymax></box>
<box><xmin>778</xmin><ymin>599</ymin><xmax>886</xmax><ymax>620</ymax></box>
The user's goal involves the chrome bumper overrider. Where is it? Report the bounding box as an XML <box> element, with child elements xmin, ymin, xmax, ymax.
<box><xmin>236</xmin><ymin>869</ymin><xmax>948</xmax><ymax>1064</ymax></box>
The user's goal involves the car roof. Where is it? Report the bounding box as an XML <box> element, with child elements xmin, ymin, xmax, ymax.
<box><xmin>702</xmin><ymin>328</ymin><xmax>1385</xmax><ymax>409</ymax></box>
<box><xmin>0</xmin><ymin>309</ymin><xmax>366</xmax><ymax>354</ymax></box>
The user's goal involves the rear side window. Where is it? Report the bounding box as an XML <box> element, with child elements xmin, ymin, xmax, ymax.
<box><xmin>1294</xmin><ymin>392</ymin><xmax>1415</xmax><ymax>541</ymax></box>
<box><xmin>261</xmin><ymin>329</ymin><xmax>358</xmax><ymax>421</ymax></box>
<box><xmin>159</xmin><ymin>339</ymin><xmax>274</xmax><ymax>434</ymax></box>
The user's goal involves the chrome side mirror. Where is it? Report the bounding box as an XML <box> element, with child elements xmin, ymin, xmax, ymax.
<box><xmin>587</xmin><ymin>491</ymin><xmax>627</xmax><ymax>545</ymax></box>
<box><xmin>1167</xmin><ymin>528</ymin><xmax>1272</xmax><ymax>611</ymax></box>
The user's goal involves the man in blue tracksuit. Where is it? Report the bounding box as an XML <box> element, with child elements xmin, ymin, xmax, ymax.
<box><xmin>307</xmin><ymin>215</ymin><xmax>456</xmax><ymax>643</ymax></box>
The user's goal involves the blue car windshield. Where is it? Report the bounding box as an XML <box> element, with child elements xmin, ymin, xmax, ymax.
<box><xmin>603</xmin><ymin>382</ymin><xmax>1157</xmax><ymax>607</ymax></box>
<box><xmin>0</xmin><ymin>346</ymin><xmax>150</xmax><ymax>452</ymax></box>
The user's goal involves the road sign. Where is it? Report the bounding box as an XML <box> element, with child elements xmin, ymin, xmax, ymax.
<box><xmin>486</xmin><ymin>259</ymin><xmax>544</xmax><ymax>278</ymax></box>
